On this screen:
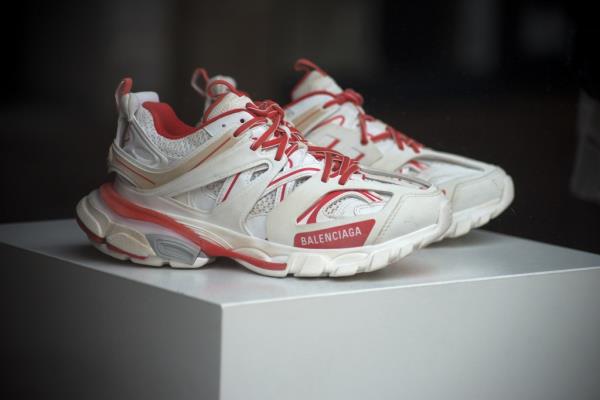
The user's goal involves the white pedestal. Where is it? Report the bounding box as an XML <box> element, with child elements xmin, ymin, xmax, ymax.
<box><xmin>2</xmin><ymin>220</ymin><xmax>600</xmax><ymax>400</ymax></box>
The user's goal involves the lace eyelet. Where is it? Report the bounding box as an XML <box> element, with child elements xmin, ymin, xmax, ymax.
<box><xmin>240</xmin><ymin>118</ymin><xmax>245</xmax><ymax>123</ymax></box>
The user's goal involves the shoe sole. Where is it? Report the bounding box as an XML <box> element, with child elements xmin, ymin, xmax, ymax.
<box><xmin>76</xmin><ymin>185</ymin><xmax>452</xmax><ymax>278</ymax></box>
<box><xmin>440</xmin><ymin>174</ymin><xmax>514</xmax><ymax>240</ymax></box>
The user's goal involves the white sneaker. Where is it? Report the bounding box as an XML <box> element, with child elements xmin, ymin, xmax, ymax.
<box><xmin>284</xmin><ymin>59</ymin><xmax>514</xmax><ymax>239</ymax></box>
<box><xmin>76</xmin><ymin>74</ymin><xmax>450</xmax><ymax>277</ymax></box>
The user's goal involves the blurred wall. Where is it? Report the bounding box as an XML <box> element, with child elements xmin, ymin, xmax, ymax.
<box><xmin>1</xmin><ymin>0</ymin><xmax>598</xmax><ymax>253</ymax></box>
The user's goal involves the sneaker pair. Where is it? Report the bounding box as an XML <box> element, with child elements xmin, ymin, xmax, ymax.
<box><xmin>76</xmin><ymin>60</ymin><xmax>513</xmax><ymax>277</ymax></box>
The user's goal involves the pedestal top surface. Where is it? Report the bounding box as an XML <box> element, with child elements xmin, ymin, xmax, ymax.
<box><xmin>2</xmin><ymin>219</ymin><xmax>599</xmax><ymax>305</ymax></box>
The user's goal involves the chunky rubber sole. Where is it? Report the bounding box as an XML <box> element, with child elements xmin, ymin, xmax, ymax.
<box><xmin>440</xmin><ymin>175</ymin><xmax>514</xmax><ymax>240</ymax></box>
<box><xmin>76</xmin><ymin>184</ymin><xmax>451</xmax><ymax>278</ymax></box>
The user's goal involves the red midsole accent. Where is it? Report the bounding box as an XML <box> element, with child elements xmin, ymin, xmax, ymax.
<box><xmin>76</xmin><ymin>217</ymin><xmax>104</xmax><ymax>243</ymax></box>
<box><xmin>98</xmin><ymin>183</ymin><xmax>287</xmax><ymax>271</ymax></box>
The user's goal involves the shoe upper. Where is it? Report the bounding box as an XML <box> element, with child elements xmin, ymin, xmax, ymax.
<box><xmin>107</xmin><ymin>74</ymin><xmax>446</xmax><ymax>250</ymax></box>
<box><xmin>283</xmin><ymin>59</ymin><xmax>510</xmax><ymax>213</ymax></box>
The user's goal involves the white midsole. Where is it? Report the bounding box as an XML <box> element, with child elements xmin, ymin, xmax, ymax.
<box><xmin>443</xmin><ymin>174</ymin><xmax>514</xmax><ymax>239</ymax></box>
<box><xmin>76</xmin><ymin>189</ymin><xmax>452</xmax><ymax>277</ymax></box>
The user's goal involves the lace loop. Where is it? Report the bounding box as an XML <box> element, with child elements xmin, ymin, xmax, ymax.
<box><xmin>233</xmin><ymin>101</ymin><xmax>360</xmax><ymax>185</ymax></box>
<box><xmin>323</xmin><ymin>89</ymin><xmax>422</xmax><ymax>153</ymax></box>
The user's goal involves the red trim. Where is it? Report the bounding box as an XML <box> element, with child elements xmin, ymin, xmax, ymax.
<box><xmin>294</xmin><ymin>219</ymin><xmax>375</xmax><ymax>249</ymax></box>
<box><xmin>325</xmin><ymin>138</ymin><xmax>340</xmax><ymax>149</ymax></box>
<box><xmin>192</xmin><ymin>137</ymin><xmax>231</xmax><ymax>169</ymax></box>
<box><xmin>143</xmin><ymin>102</ymin><xmax>197</xmax><ymax>139</ymax></box>
<box><xmin>353</xmin><ymin>153</ymin><xmax>365</xmax><ymax>162</ymax></box>
<box><xmin>191</xmin><ymin>67</ymin><xmax>210</xmax><ymax>96</ymax></box>
<box><xmin>202</xmin><ymin>94</ymin><xmax>227</xmax><ymax>123</ymax></box>
<box><xmin>409</xmin><ymin>160</ymin><xmax>426</xmax><ymax>170</ymax></box>
<box><xmin>114</xmin><ymin>157</ymin><xmax>155</xmax><ymax>185</ymax></box>
<box><xmin>363</xmin><ymin>191</ymin><xmax>382</xmax><ymax>202</ymax></box>
<box><xmin>206</xmin><ymin>79</ymin><xmax>242</xmax><ymax>98</ymax></box>
<box><xmin>297</xmin><ymin>189</ymin><xmax>381</xmax><ymax>224</ymax></box>
<box><xmin>119</xmin><ymin>78</ymin><xmax>132</xmax><ymax>97</ymax></box>
<box><xmin>291</xmin><ymin>59</ymin><xmax>328</xmax><ymax>99</ymax></box>
<box><xmin>76</xmin><ymin>216</ymin><xmax>103</xmax><ymax>244</ymax></box>
<box><xmin>280</xmin><ymin>183</ymin><xmax>287</xmax><ymax>202</ymax></box>
<box><xmin>268</xmin><ymin>167</ymin><xmax>320</xmax><ymax>187</ymax></box>
<box><xmin>294</xmin><ymin>59</ymin><xmax>327</xmax><ymax>75</ymax></box>
<box><xmin>314</xmin><ymin>115</ymin><xmax>345</xmax><ymax>132</ymax></box>
<box><xmin>221</xmin><ymin>172</ymin><xmax>240</xmax><ymax>202</ymax></box>
<box><xmin>296</xmin><ymin>190</ymin><xmax>345</xmax><ymax>224</ymax></box>
<box><xmin>115</xmin><ymin>77</ymin><xmax>133</xmax><ymax>110</ymax></box>
<box><xmin>99</xmin><ymin>183</ymin><xmax>286</xmax><ymax>271</ymax></box>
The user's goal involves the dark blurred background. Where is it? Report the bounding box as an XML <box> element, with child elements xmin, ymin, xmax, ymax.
<box><xmin>1</xmin><ymin>0</ymin><xmax>599</xmax><ymax>253</ymax></box>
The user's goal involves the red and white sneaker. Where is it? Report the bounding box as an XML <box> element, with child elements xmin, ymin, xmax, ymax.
<box><xmin>76</xmin><ymin>74</ymin><xmax>450</xmax><ymax>277</ymax></box>
<box><xmin>283</xmin><ymin>59</ymin><xmax>514</xmax><ymax>239</ymax></box>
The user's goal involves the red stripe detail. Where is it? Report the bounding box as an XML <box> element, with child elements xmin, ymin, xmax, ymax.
<box><xmin>99</xmin><ymin>183</ymin><xmax>286</xmax><ymax>271</ymax></box>
<box><xmin>119</xmin><ymin>78</ymin><xmax>133</xmax><ymax>96</ymax></box>
<box><xmin>306</xmin><ymin>191</ymin><xmax>347</xmax><ymax>224</ymax></box>
<box><xmin>280</xmin><ymin>183</ymin><xmax>287</xmax><ymax>202</ymax></box>
<box><xmin>296</xmin><ymin>197</ymin><xmax>324</xmax><ymax>223</ymax></box>
<box><xmin>353</xmin><ymin>153</ymin><xmax>365</xmax><ymax>162</ymax></box>
<box><xmin>192</xmin><ymin>137</ymin><xmax>231</xmax><ymax>169</ymax></box>
<box><xmin>325</xmin><ymin>138</ymin><xmax>340</xmax><ymax>149</ymax></box>
<box><xmin>361</xmin><ymin>191</ymin><xmax>376</xmax><ymax>201</ymax></box>
<box><xmin>409</xmin><ymin>160</ymin><xmax>426</xmax><ymax>170</ymax></box>
<box><xmin>296</xmin><ymin>190</ymin><xmax>348</xmax><ymax>224</ymax></box>
<box><xmin>361</xmin><ymin>190</ymin><xmax>381</xmax><ymax>202</ymax></box>
<box><xmin>297</xmin><ymin>190</ymin><xmax>381</xmax><ymax>225</ymax></box>
<box><xmin>314</xmin><ymin>116</ymin><xmax>346</xmax><ymax>132</ymax></box>
<box><xmin>268</xmin><ymin>167</ymin><xmax>320</xmax><ymax>187</ymax></box>
<box><xmin>143</xmin><ymin>102</ymin><xmax>197</xmax><ymax>139</ymax></box>
<box><xmin>294</xmin><ymin>58</ymin><xmax>327</xmax><ymax>75</ymax></box>
<box><xmin>202</xmin><ymin>94</ymin><xmax>227</xmax><ymax>123</ymax></box>
<box><xmin>294</xmin><ymin>219</ymin><xmax>375</xmax><ymax>249</ymax></box>
<box><xmin>221</xmin><ymin>172</ymin><xmax>240</xmax><ymax>202</ymax></box>
<box><xmin>114</xmin><ymin>158</ymin><xmax>155</xmax><ymax>185</ymax></box>
<box><xmin>76</xmin><ymin>217</ymin><xmax>103</xmax><ymax>244</ymax></box>
<box><xmin>291</xmin><ymin>59</ymin><xmax>328</xmax><ymax>99</ymax></box>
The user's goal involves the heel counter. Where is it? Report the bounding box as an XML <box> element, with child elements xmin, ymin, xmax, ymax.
<box><xmin>108</xmin><ymin>78</ymin><xmax>162</xmax><ymax>189</ymax></box>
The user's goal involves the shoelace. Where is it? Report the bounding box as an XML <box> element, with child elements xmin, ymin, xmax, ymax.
<box><xmin>234</xmin><ymin>100</ymin><xmax>360</xmax><ymax>185</ymax></box>
<box><xmin>323</xmin><ymin>89</ymin><xmax>422</xmax><ymax>153</ymax></box>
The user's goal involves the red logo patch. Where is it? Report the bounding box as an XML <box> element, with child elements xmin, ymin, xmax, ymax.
<box><xmin>294</xmin><ymin>220</ymin><xmax>375</xmax><ymax>249</ymax></box>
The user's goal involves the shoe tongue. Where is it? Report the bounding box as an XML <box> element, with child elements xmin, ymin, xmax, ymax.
<box><xmin>205</xmin><ymin>91</ymin><xmax>253</xmax><ymax>121</ymax></box>
<box><xmin>291</xmin><ymin>70</ymin><xmax>343</xmax><ymax>100</ymax></box>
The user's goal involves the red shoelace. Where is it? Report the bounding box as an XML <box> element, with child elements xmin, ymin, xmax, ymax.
<box><xmin>234</xmin><ymin>100</ymin><xmax>360</xmax><ymax>185</ymax></box>
<box><xmin>323</xmin><ymin>89</ymin><xmax>422</xmax><ymax>153</ymax></box>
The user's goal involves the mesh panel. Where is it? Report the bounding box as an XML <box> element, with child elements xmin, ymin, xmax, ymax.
<box><xmin>290</xmin><ymin>176</ymin><xmax>310</xmax><ymax>192</ymax></box>
<box><xmin>251</xmin><ymin>169</ymin><xmax>267</xmax><ymax>181</ymax></box>
<box><xmin>138</xmin><ymin>108</ymin><xmax>211</xmax><ymax>159</ymax></box>
<box><xmin>323</xmin><ymin>192</ymin><xmax>389</xmax><ymax>218</ymax></box>
<box><xmin>205</xmin><ymin>178</ymin><xmax>225</xmax><ymax>198</ymax></box>
<box><xmin>324</xmin><ymin>198</ymin><xmax>346</xmax><ymax>216</ymax></box>
<box><xmin>249</xmin><ymin>190</ymin><xmax>276</xmax><ymax>216</ymax></box>
<box><xmin>323</xmin><ymin>196</ymin><xmax>368</xmax><ymax>217</ymax></box>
